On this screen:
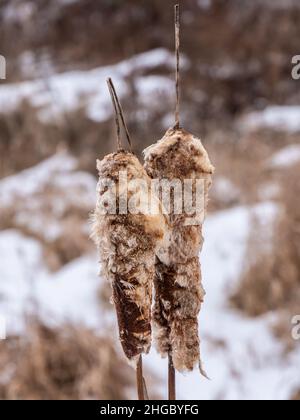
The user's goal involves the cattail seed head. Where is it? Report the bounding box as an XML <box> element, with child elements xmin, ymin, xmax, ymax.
<box><xmin>144</xmin><ymin>127</ymin><xmax>214</xmax><ymax>373</ymax></box>
<box><xmin>92</xmin><ymin>150</ymin><xmax>167</xmax><ymax>364</ymax></box>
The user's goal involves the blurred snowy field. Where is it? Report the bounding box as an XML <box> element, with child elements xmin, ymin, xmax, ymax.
<box><xmin>0</xmin><ymin>46</ymin><xmax>299</xmax><ymax>400</ymax></box>
<box><xmin>0</xmin><ymin>49</ymin><xmax>176</xmax><ymax>123</ymax></box>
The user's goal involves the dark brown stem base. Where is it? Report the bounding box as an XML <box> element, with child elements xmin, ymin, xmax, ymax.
<box><xmin>168</xmin><ymin>353</ymin><xmax>176</xmax><ymax>400</ymax></box>
<box><xmin>136</xmin><ymin>355</ymin><xmax>146</xmax><ymax>400</ymax></box>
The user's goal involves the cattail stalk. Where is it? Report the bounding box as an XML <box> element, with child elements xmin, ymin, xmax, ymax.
<box><xmin>143</xmin><ymin>5</ymin><xmax>215</xmax><ymax>392</ymax></box>
<box><xmin>92</xmin><ymin>78</ymin><xmax>166</xmax><ymax>400</ymax></box>
<box><xmin>174</xmin><ymin>3</ymin><xmax>180</xmax><ymax>130</ymax></box>
<box><xmin>168</xmin><ymin>353</ymin><xmax>176</xmax><ymax>400</ymax></box>
<box><xmin>136</xmin><ymin>356</ymin><xmax>145</xmax><ymax>400</ymax></box>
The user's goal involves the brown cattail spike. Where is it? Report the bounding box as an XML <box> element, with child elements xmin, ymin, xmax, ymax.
<box><xmin>92</xmin><ymin>80</ymin><xmax>169</xmax><ymax>397</ymax></box>
<box><xmin>174</xmin><ymin>4</ymin><xmax>180</xmax><ymax>129</ymax></box>
<box><xmin>144</xmin><ymin>128</ymin><xmax>215</xmax><ymax>374</ymax></box>
<box><xmin>106</xmin><ymin>77</ymin><xmax>133</xmax><ymax>152</ymax></box>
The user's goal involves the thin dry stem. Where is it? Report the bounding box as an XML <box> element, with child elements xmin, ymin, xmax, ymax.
<box><xmin>174</xmin><ymin>4</ymin><xmax>180</xmax><ymax>129</ymax></box>
<box><xmin>106</xmin><ymin>77</ymin><xmax>132</xmax><ymax>152</ymax></box>
<box><xmin>107</xmin><ymin>78</ymin><xmax>121</xmax><ymax>151</ymax></box>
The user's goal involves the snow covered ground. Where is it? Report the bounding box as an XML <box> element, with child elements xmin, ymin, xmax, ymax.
<box><xmin>0</xmin><ymin>153</ymin><xmax>299</xmax><ymax>400</ymax></box>
<box><xmin>0</xmin><ymin>49</ymin><xmax>176</xmax><ymax>123</ymax></box>
<box><xmin>0</xmin><ymin>231</ymin><xmax>102</xmax><ymax>334</ymax></box>
<box><xmin>268</xmin><ymin>144</ymin><xmax>300</xmax><ymax>169</ymax></box>
<box><xmin>0</xmin><ymin>151</ymin><xmax>93</xmax><ymax>207</ymax></box>
<box><xmin>241</xmin><ymin>105</ymin><xmax>300</xmax><ymax>133</ymax></box>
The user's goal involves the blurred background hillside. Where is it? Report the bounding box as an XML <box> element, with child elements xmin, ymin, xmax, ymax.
<box><xmin>0</xmin><ymin>0</ymin><xmax>299</xmax><ymax>400</ymax></box>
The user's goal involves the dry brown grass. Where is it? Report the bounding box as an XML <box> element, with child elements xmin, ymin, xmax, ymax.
<box><xmin>0</xmin><ymin>215</ymin><xmax>91</xmax><ymax>274</ymax></box>
<box><xmin>0</xmin><ymin>320</ymin><xmax>134</xmax><ymax>400</ymax></box>
<box><xmin>0</xmin><ymin>97</ymin><xmax>166</xmax><ymax>182</ymax></box>
<box><xmin>0</xmin><ymin>204</ymin><xmax>93</xmax><ymax>275</ymax></box>
<box><xmin>0</xmin><ymin>102</ymin><xmax>115</xmax><ymax>180</ymax></box>
<box><xmin>44</xmin><ymin>219</ymin><xmax>92</xmax><ymax>271</ymax></box>
<box><xmin>0</xmin><ymin>102</ymin><xmax>59</xmax><ymax>178</ymax></box>
<box><xmin>206</xmin><ymin>129</ymin><xmax>300</xmax><ymax>212</ymax></box>
<box><xmin>231</xmin><ymin>164</ymin><xmax>300</xmax><ymax>322</ymax></box>
<box><xmin>291</xmin><ymin>389</ymin><xmax>300</xmax><ymax>401</ymax></box>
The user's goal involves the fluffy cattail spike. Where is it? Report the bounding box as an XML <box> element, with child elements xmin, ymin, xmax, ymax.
<box><xmin>143</xmin><ymin>6</ymin><xmax>215</xmax><ymax>379</ymax></box>
<box><xmin>144</xmin><ymin>128</ymin><xmax>214</xmax><ymax>375</ymax></box>
<box><xmin>92</xmin><ymin>80</ymin><xmax>168</xmax><ymax>403</ymax></box>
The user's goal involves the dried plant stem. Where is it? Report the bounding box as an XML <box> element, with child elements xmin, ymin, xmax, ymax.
<box><xmin>167</xmin><ymin>5</ymin><xmax>179</xmax><ymax>399</ymax></box>
<box><xmin>99</xmin><ymin>79</ymin><xmax>156</xmax><ymax>400</ymax></box>
<box><xmin>106</xmin><ymin>77</ymin><xmax>132</xmax><ymax>152</ymax></box>
<box><xmin>174</xmin><ymin>4</ymin><xmax>180</xmax><ymax>129</ymax></box>
<box><xmin>107</xmin><ymin>78</ymin><xmax>121</xmax><ymax>151</ymax></box>
<box><xmin>168</xmin><ymin>353</ymin><xmax>176</xmax><ymax>400</ymax></box>
<box><xmin>136</xmin><ymin>356</ymin><xmax>146</xmax><ymax>400</ymax></box>
<box><xmin>142</xmin><ymin>376</ymin><xmax>149</xmax><ymax>400</ymax></box>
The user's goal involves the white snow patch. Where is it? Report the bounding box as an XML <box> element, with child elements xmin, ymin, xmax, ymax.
<box><xmin>0</xmin><ymin>151</ymin><xmax>96</xmax><ymax>241</ymax></box>
<box><xmin>0</xmin><ymin>230</ymin><xmax>45</xmax><ymax>333</ymax></box>
<box><xmin>2</xmin><ymin>1</ymin><xmax>35</xmax><ymax>23</ymax></box>
<box><xmin>241</xmin><ymin>106</ymin><xmax>300</xmax><ymax>133</ymax></box>
<box><xmin>0</xmin><ymin>230</ymin><xmax>104</xmax><ymax>334</ymax></box>
<box><xmin>212</xmin><ymin>177</ymin><xmax>240</xmax><ymax>205</ymax></box>
<box><xmin>35</xmin><ymin>255</ymin><xmax>104</xmax><ymax>329</ymax></box>
<box><xmin>0</xmin><ymin>49</ymin><xmax>175</xmax><ymax>123</ymax></box>
<box><xmin>0</xmin><ymin>150</ymin><xmax>96</xmax><ymax>209</ymax></box>
<box><xmin>135</xmin><ymin>76</ymin><xmax>174</xmax><ymax>103</ymax></box>
<box><xmin>258</xmin><ymin>182</ymin><xmax>281</xmax><ymax>201</ymax></box>
<box><xmin>268</xmin><ymin>144</ymin><xmax>300</xmax><ymax>169</ymax></box>
<box><xmin>198</xmin><ymin>0</ymin><xmax>212</xmax><ymax>10</ymax></box>
<box><xmin>0</xmin><ymin>152</ymin><xmax>77</xmax><ymax>207</ymax></box>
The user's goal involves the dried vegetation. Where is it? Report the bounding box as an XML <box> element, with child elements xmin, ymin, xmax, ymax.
<box><xmin>0</xmin><ymin>321</ymin><xmax>134</xmax><ymax>400</ymax></box>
